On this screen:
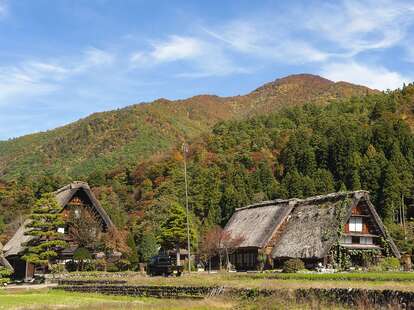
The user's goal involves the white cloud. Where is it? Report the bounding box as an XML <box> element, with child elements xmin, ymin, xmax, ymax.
<box><xmin>307</xmin><ymin>0</ymin><xmax>414</xmax><ymax>56</ymax></box>
<box><xmin>320</xmin><ymin>61</ymin><xmax>411</xmax><ymax>90</ymax></box>
<box><xmin>150</xmin><ymin>35</ymin><xmax>203</xmax><ymax>62</ymax></box>
<box><xmin>204</xmin><ymin>21</ymin><xmax>330</xmax><ymax>64</ymax></box>
<box><xmin>130</xmin><ymin>35</ymin><xmax>247</xmax><ymax>77</ymax></box>
<box><xmin>0</xmin><ymin>47</ymin><xmax>116</xmax><ymax>105</ymax></box>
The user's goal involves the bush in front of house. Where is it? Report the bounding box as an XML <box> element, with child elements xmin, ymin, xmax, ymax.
<box><xmin>282</xmin><ymin>258</ymin><xmax>305</xmax><ymax>273</ymax></box>
<box><xmin>378</xmin><ymin>257</ymin><xmax>400</xmax><ymax>271</ymax></box>
<box><xmin>65</xmin><ymin>260</ymin><xmax>78</xmax><ymax>272</ymax></box>
<box><xmin>116</xmin><ymin>259</ymin><xmax>131</xmax><ymax>271</ymax></box>
<box><xmin>0</xmin><ymin>267</ymin><xmax>12</xmax><ymax>285</ymax></box>
<box><xmin>95</xmin><ymin>258</ymin><xmax>107</xmax><ymax>271</ymax></box>
<box><xmin>106</xmin><ymin>263</ymin><xmax>119</xmax><ymax>272</ymax></box>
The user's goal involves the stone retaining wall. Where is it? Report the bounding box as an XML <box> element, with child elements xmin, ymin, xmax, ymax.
<box><xmin>57</xmin><ymin>283</ymin><xmax>414</xmax><ymax>307</ymax></box>
<box><xmin>58</xmin><ymin>279</ymin><xmax>127</xmax><ymax>286</ymax></box>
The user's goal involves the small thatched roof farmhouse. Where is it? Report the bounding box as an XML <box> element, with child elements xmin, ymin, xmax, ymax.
<box><xmin>3</xmin><ymin>181</ymin><xmax>113</xmax><ymax>279</ymax></box>
<box><xmin>224</xmin><ymin>191</ymin><xmax>399</xmax><ymax>270</ymax></box>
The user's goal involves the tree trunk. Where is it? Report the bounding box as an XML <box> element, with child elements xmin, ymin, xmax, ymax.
<box><xmin>219</xmin><ymin>250</ymin><xmax>222</xmax><ymax>271</ymax></box>
<box><xmin>176</xmin><ymin>243</ymin><xmax>181</xmax><ymax>266</ymax></box>
<box><xmin>225</xmin><ymin>248</ymin><xmax>230</xmax><ymax>271</ymax></box>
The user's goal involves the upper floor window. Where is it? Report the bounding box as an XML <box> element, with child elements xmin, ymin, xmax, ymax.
<box><xmin>349</xmin><ymin>217</ymin><xmax>362</xmax><ymax>232</ymax></box>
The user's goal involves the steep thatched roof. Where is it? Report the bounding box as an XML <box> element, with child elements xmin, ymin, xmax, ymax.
<box><xmin>224</xmin><ymin>200</ymin><xmax>295</xmax><ymax>248</ymax></box>
<box><xmin>4</xmin><ymin>181</ymin><xmax>113</xmax><ymax>258</ymax></box>
<box><xmin>224</xmin><ymin>191</ymin><xmax>400</xmax><ymax>259</ymax></box>
<box><xmin>0</xmin><ymin>242</ymin><xmax>13</xmax><ymax>271</ymax></box>
<box><xmin>53</xmin><ymin>181</ymin><xmax>113</xmax><ymax>228</ymax></box>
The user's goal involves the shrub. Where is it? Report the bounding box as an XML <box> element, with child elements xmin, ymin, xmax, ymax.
<box><xmin>95</xmin><ymin>259</ymin><xmax>107</xmax><ymax>271</ymax></box>
<box><xmin>257</xmin><ymin>253</ymin><xmax>266</xmax><ymax>271</ymax></box>
<box><xmin>378</xmin><ymin>257</ymin><xmax>400</xmax><ymax>271</ymax></box>
<box><xmin>106</xmin><ymin>263</ymin><xmax>119</xmax><ymax>272</ymax></box>
<box><xmin>50</xmin><ymin>264</ymin><xmax>65</xmax><ymax>275</ymax></box>
<box><xmin>73</xmin><ymin>247</ymin><xmax>92</xmax><ymax>260</ymax></box>
<box><xmin>0</xmin><ymin>267</ymin><xmax>12</xmax><ymax>285</ymax></box>
<box><xmin>65</xmin><ymin>260</ymin><xmax>78</xmax><ymax>272</ymax></box>
<box><xmin>282</xmin><ymin>258</ymin><xmax>305</xmax><ymax>273</ymax></box>
<box><xmin>116</xmin><ymin>259</ymin><xmax>131</xmax><ymax>271</ymax></box>
<box><xmin>83</xmin><ymin>260</ymin><xmax>96</xmax><ymax>271</ymax></box>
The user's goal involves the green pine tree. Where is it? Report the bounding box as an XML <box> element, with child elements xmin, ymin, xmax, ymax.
<box><xmin>22</xmin><ymin>193</ymin><xmax>67</xmax><ymax>268</ymax></box>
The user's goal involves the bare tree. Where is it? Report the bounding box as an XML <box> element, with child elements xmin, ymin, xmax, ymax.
<box><xmin>199</xmin><ymin>226</ymin><xmax>244</xmax><ymax>271</ymax></box>
<box><xmin>68</xmin><ymin>208</ymin><xmax>102</xmax><ymax>250</ymax></box>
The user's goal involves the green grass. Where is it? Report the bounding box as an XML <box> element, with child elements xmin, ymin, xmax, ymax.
<box><xmin>0</xmin><ymin>289</ymin><xmax>232</xmax><ymax>309</ymax></box>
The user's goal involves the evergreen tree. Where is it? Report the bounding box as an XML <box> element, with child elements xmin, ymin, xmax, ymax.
<box><xmin>381</xmin><ymin>163</ymin><xmax>401</xmax><ymax>222</ymax></box>
<box><xmin>139</xmin><ymin>232</ymin><xmax>159</xmax><ymax>262</ymax></box>
<box><xmin>159</xmin><ymin>202</ymin><xmax>197</xmax><ymax>251</ymax></box>
<box><xmin>126</xmin><ymin>232</ymin><xmax>139</xmax><ymax>267</ymax></box>
<box><xmin>22</xmin><ymin>193</ymin><xmax>67</xmax><ymax>268</ymax></box>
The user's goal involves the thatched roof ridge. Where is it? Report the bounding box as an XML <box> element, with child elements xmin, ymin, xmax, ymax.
<box><xmin>4</xmin><ymin>181</ymin><xmax>114</xmax><ymax>258</ymax></box>
<box><xmin>239</xmin><ymin>190</ymin><xmax>368</xmax><ymax>211</ymax></box>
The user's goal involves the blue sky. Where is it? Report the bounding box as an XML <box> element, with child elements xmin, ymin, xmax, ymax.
<box><xmin>1</xmin><ymin>0</ymin><xmax>414</xmax><ymax>140</ymax></box>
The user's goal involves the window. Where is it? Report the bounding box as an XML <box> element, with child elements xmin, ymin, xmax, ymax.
<box><xmin>360</xmin><ymin>237</ymin><xmax>373</xmax><ymax>245</ymax></box>
<box><xmin>341</xmin><ymin>236</ymin><xmax>352</xmax><ymax>244</ymax></box>
<box><xmin>349</xmin><ymin>217</ymin><xmax>362</xmax><ymax>232</ymax></box>
<box><xmin>352</xmin><ymin>236</ymin><xmax>360</xmax><ymax>244</ymax></box>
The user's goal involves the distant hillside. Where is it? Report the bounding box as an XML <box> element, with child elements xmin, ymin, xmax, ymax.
<box><xmin>0</xmin><ymin>74</ymin><xmax>375</xmax><ymax>180</ymax></box>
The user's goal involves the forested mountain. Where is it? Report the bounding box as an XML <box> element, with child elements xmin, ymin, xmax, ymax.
<box><xmin>0</xmin><ymin>74</ymin><xmax>373</xmax><ymax>180</ymax></box>
<box><xmin>7</xmin><ymin>74</ymin><xmax>414</xmax><ymax>258</ymax></box>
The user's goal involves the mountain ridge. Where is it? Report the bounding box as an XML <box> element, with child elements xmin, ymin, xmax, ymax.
<box><xmin>0</xmin><ymin>74</ymin><xmax>377</xmax><ymax>180</ymax></box>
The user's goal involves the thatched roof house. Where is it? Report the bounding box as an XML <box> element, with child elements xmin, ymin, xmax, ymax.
<box><xmin>3</xmin><ymin>181</ymin><xmax>114</xmax><ymax>279</ymax></box>
<box><xmin>224</xmin><ymin>191</ymin><xmax>400</xmax><ymax>270</ymax></box>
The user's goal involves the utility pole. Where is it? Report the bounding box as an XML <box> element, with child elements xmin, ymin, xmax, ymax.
<box><xmin>182</xmin><ymin>142</ymin><xmax>191</xmax><ymax>274</ymax></box>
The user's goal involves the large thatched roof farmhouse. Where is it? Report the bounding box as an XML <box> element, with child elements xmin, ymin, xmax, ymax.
<box><xmin>224</xmin><ymin>191</ymin><xmax>400</xmax><ymax>271</ymax></box>
<box><xmin>3</xmin><ymin>181</ymin><xmax>114</xmax><ymax>279</ymax></box>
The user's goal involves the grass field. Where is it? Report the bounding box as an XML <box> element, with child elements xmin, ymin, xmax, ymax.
<box><xmin>1</xmin><ymin>272</ymin><xmax>412</xmax><ymax>309</ymax></box>
<box><xmin>65</xmin><ymin>271</ymin><xmax>414</xmax><ymax>292</ymax></box>
<box><xmin>0</xmin><ymin>289</ymin><xmax>234</xmax><ymax>310</ymax></box>
<box><xmin>0</xmin><ymin>288</ymin><xmax>360</xmax><ymax>310</ymax></box>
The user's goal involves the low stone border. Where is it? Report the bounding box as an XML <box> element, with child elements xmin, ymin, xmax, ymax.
<box><xmin>57</xmin><ymin>284</ymin><xmax>414</xmax><ymax>307</ymax></box>
<box><xmin>58</xmin><ymin>279</ymin><xmax>127</xmax><ymax>286</ymax></box>
<box><xmin>57</xmin><ymin>285</ymin><xmax>210</xmax><ymax>299</ymax></box>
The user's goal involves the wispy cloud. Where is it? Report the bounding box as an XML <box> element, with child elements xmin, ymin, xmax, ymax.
<box><xmin>307</xmin><ymin>0</ymin><xmax>414</xmax><ymax>56</ymax></box>
<box><xmin>130</xmin><ymin>35</ymin><xmax>248</xmax><ymax>77</ymax></box>
<box><xmin>320</xmin><ymin>61</ymin><xmax>411</xmax><ymax>90</ymax></box>
<box><xmin>0</xmin><ymin>47</ymin><xmax>116</xmax><ymax>105</ymax></box>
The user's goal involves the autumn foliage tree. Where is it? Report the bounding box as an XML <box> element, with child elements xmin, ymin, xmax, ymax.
<box><xmin>102</xmin><ymin>227</ymin><xmax>131</xmax><ymax>256</ymax></box>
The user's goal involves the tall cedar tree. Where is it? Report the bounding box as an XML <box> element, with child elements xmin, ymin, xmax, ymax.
<box><xmin>22</xmin><ymin>193</ymin><xmax>67</xmax><ymax>268</ymax></box>
<box><xmin>159</xmin><ymin>202</ymin><xmax>197</xmax><ymax>251</ymax></box>
<box><xmin>138</xmin><ymin>232</ymin><xmax>159</xmax><ymax>263</ymax></box>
